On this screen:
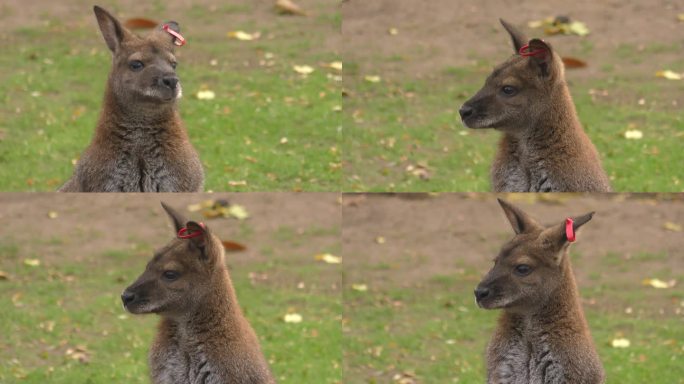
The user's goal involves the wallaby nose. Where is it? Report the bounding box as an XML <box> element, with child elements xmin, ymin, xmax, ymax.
<box><xmin>474</xmin><ymin>286</ymin><xmax>490</xmax><ymax>301</ymax></box>
<box><xmin>161</xmin><ymin>76</ymin><xmax>179</xmax><ymax>90</ymax></box>
<box><xmin>121</xmin><ymin>290</ymin><xmax>136</xmax><ymax>306</ymax></box>
<box><xmin>459</xmin><ymin>104</ymin><xmax>474</xmax><ymax>120</ymax></box>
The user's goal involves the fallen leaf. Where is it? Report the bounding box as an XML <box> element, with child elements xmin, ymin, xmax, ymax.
<box><xmin>293</xmin><ymin>65</ymin><xmax>314</xmax><ymax>75</ymax></box>
<box><xmin>663</xmin><ymin>222</ymin><xmax>682</xmax><ymax>232</ymax></box>
<box><xmin>624</xmin><ymin>130</ymin><xmax>643</xmax><ymax>139</ymax></box>
<box><xmin>562</xmin><ymin>57</ymin><xmax>588</xmax><ymax>68</ymax></box>
<box><xmin>611</xmin><ymin>338</ymin><xmax>630</xmax><ymax>348</ymax></box>
<box><xmin>228</xmin><ymin>180</ymin><xmax>247</xmax><ymax>187</ymax></box>
<box><xmin>325</xmin><ymin>61</ymin><xmax>342</xmax><ymax>71</ymax></box>
<box><xmin>283</xmin><ymin>313</ymin><xmax>303</xmax><ymax>323</ymax></box>
<box><xmin>656</xmin><ymin>70</ymin><xmax>682</xmax><ymax>80</ymax></box>
<box><xmin>222</xmin><ymin>240</ymin><xmax>247</xmax><ymax>251</ymax></box>
<box><xmin>678</xmin><ymin>14</ymin><xmax>684</xmax><ymax>22</ymax></box>
<box><xmin>280</xmin><ymin>137</ymin><xmax>289</xmax><ymax>144</ymax></box>
<box><xmin>47</xmin><ymin>211</ymin><xmax>58</xmax><ymax>219</ymax></box>
<box><xmin>642</xmin><ymin>278</ymin><xmax>676</xmax><ymax>289</ymax></box>
<box><xmin>65</xmin><ymin>346</ymin><xmax>91</xmax><ymax>363</ymax></box>
<box><xmin>124</xmin><ymin>18</ymin><xmax>158</xmax><ymax>29</ymax></box>
<box><xmin>24</xmin><ymin>259</ymin><xmax>41</xmax><ymax>267</ymax></box>
<box><xmin>275</xmin><ymin>0</ymin><xmax>308</xmax><ymax>16</ymax></box>
<box><xmin>196</xmin><ymin>89</ymin><xmax>216</xmax><ymax>100</ymax></box>
<box><xmin>364</xmin><ymin>75</ymin><xmax>381</xmax><ymax>83</ymax></box>
<box><xmin>352</xmin><ymin>284</ymin><xmax>368</xmax><ymax>292</ymax></box>
<box><xmin>375</xmin><ymin>236</ymin><xmax>386</xmax><ymax>244</ymax></box>
<box><xmin>388</xmin><ymin>27</ymin><xmax>399</xmax><ymax>35</ymax></box>
<box><xmin>227</xmin><ymin>31</ymin><xmax>261</xmax><ymax>41</ymax></box>
<box><xmin>315</xmin><ymin>253</ymin><xmax>342</xmax><ymax>264</ymax></box>
<box><xmin>228</xmin><ymin>204</ymin><xmax>249</xmax><ymax>220</ymax></box>
<box><xmin>0</xmin><ymin>271</ymin><xmax>9</xmax><ymax>280</ymax></box>
<box><xmin>528</xmin><ymin>16</ymin><xmax>590</xmax><ymax>36</ymax></box>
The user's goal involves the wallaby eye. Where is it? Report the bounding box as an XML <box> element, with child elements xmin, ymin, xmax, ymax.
<box><xmin>170</xmin><ymin>61</ymin><xmax>177</xmax><ymax>69</ymax></box>
<box><xmin>501</xmin><ymin>85</ymin><xmax>518</xmax><ymax>96</ymax></box>
<box><xmin>162</xmin><ymin>270</ymin><xmax>180</xmax><ymax>281</ymax></box>
<box><xmin>129</xmin><ymin>60</ymin><xmax>144</xmax><ymax>71</ymax></box>
<box><xmin>514</xmin><ymin>264</ymin><xmax>532</xmax><ymax>276</ymax></box>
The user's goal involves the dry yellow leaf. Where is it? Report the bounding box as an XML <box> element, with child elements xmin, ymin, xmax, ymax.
<box><xmin>0</xmin><ymin>270</ymin><xmax>9</xmax><ymax>280</ymax></box>
<box><xmin>47</xmin><ymin>211</ymin><xmax>58</xmax><ymax>219</ymax></box>
<box><xmin>352</xmin><ymin>284</ymin><xmax>368</xmax><ymax>292</ymax></box>
<box><xmin>293</xmin><ymin>65</ymin><xmax>314</xmax><ymax>75</ymax></box>
<box><xmin>275</xmin><ymin>0</ymin><xmax>308</xmax><ymax>16</ymax></box>
<box><xmin>227</xmin><ymin>204</ymin><xmax>249</xmax><ymax>220</ymax></box>
<box><xmin>227</xmin><ymin>31</ymin><xmax>260</xmax><ymax>41</ymax></box>
<box><xmin>315</xmin><ymin>253</ymin><xmax>342</xmax><ymax>264</ymax></box>
<box><xmin>656</xmin><ymin>70</ymin><xmax>682</xmax><ymax>80</ymax></box>
<box><xmin>375</xmin><ymin>236</ymin><xmax>386</xmax><ymax>244</ymax></box>
<box><xmin>24</xmin><ymin>259</ymin><xmax>41</xmax><ymax>267</ymax></box>
<box><xmin>678</xmin><ymin>14</ymin><xmax>684</xmax><ymax>22</ymax></box>
<box><xmin>327</xmin><ymin>61</ymin><xmax>342</xmax><ymax>71</ymax></box>
<box><xmin>611</xmin><ymin>338</ymin><xmax>630</xmax><ymax>348</ymax></box>
<box><xmin>196</xmin><ymin>90</ymin><xmax>215</xmax><ymax>100</ymax></box>
<box><xmin>624</xmin><ymin>130</ymin><xmax>643</xmax><ymax>139</ymax></box>
<box><xmin>388</xmin><ymin>27</ymin><xmax>399</xmax><ymax>35</ymax></box>
<box><xmin>642</xmin><ymin>278</ymin><xmax>676</xmax><ymax>289</ymax></box>
<box><xmin>283</xmin><ymin>313</ymin><xmax>303</xmax><ymax>323</ymax></box>
<box><xmin>364</xmin><ymin>75</ymin><xmax>381</xmax><ymax>83</ymax></box>
<box><xmin>663</xmin><ymin>222</ymin><xmax>682</xmax><ymax>232</ymax></box>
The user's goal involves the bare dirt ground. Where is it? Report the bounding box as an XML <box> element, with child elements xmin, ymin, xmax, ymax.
<box><xmin>0</xmin><ymin>0</ymin><xmax>340</xmax><ymax>63</ymax></box>
<box><xmin>343</xmin><ymin>193</ymin><xmax>684</xmax><ymax>310</ymax></box>
<box><xmin>342</xmin><ymin>0</ymin><xmax>684</xmax><ymax>77</ymax></box>
<box><xmin>0</xmin><ymin>193</ymin><xmax>341</xmax><ymax>288</ymax></box>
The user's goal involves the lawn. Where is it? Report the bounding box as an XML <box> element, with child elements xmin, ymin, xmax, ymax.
<box><xmin>0</xmin><ymin>1</ymin><xmax>341</xmax><ymax>191</ymax></box>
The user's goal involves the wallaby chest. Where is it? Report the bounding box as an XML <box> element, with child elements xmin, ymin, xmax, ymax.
<box><xmin>489</xmin><ymin>328</ymin><xmax>565</xmax><ymax>384</ymax></box>
<box><xmin>151</xmin><ymin>328</ymin><xmax>218</xmax><ymax>384</ymax></box>
<box><xmin>493</xmin><ymin>137</ymin><xmax>556</xmax><ymax>192</ymax></box>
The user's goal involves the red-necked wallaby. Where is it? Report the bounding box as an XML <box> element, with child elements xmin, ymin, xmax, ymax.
<box><xmin>475</xmin><ymin>199</ymin><xmax>604</xmax><ymax>384</ymax></box>
<box><xmin>122</xmin><ymin>203</ymin><xmax>275</xmax><ymax>383</ymax></box>
<box><xmin>460</xmin><ymin>19</ymin><xmax>611</xmax><ymax>192</ymax></box>
<box><xmin>59</xmin><ymin>6</ymin><xmax>203</xmax><ymax>192</ymax></box>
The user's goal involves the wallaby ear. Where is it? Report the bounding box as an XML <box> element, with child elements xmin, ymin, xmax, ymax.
<box><xmin>160</xmin><ymin>202</ymin><xmax>186</xmax><ymax>233</ymax></box>
<box><xmin>568</xmin><ymin>212</ymin><xmax>594</xmax><ymax>240</ymax></box>
<box><xmin>540</xmin><ymin>211</ymin><xmax>594</xmax><ymax>264</ymax></box>
<box><xmin>93</xmin><ymin>6</ymin><xmax>130</xmax><ymax>53</ymax></box>
<box><xmin>524</xmin><ymin>38</ymin><xmax>557</xmax><ymax>78</ymax></box>
<box><xmin>152</xmin><ymin>21</ymin><xmax>183</xmax><ymax>49</ymax></box>
<box><xmin>500</xmin><ymin>19</ymin><xmax>527</xmax><ymax>53</ymax></box>
<box><xmin>185</xmin><ymin>221</ymin><xmax>208</xmax><ymax>251</ymax></box>
<box><xmin>497</xmin><ymin>198</ymin><xmax>538</xmax><ymax>235</ymax></box>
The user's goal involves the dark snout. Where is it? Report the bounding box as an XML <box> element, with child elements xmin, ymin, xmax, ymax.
<box><xmin>159</xmin><ymin>75</ymin><xmax>179</xmax><ymax>90</ymax></box>
<box><xmin>474</xmin><ymin>286</ymin><xmax>490</xmax><ymax>302</ymax></box>
<box><xmin>459</xmin><ymin>104</ymin><xmax>474</xmax><ymax>120</ymax></box>
<box><xmin>121</xmin><ymin>289</ymin><xmax>136</xmax><ymax>308</ymax></box>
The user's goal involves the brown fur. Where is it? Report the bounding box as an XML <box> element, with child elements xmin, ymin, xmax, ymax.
<box><xmin>475</xmin><ymin>199</ymin><xmax>604</xmax><ymax>384</ymax></box>
<box><xmin>460</xmin><ymin>19</ymin><xmax>610</xmax><ymax>192</ymax></box>
<box><xmin>122</xmin><ymin>203</ymin><xmax>275</xmax><ymax>383</ymax></box>
<box><xmin>59</xmin><ymin>6</ymin><xmax>203</xmax><ymax>192</ymax></box>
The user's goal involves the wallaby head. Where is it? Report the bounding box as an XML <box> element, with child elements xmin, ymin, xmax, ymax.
<box><xmin>94</xmin><ymin>6</ymin><xmax>183</xmax><ymax>110</ymax></box>
<box><xmin>460</xmin><ymin>19</ymin><xmax>566</xmax><ymax>130</ymax></box>
<box><xmin>475</xmin><ymin>199</ymin><xmax>593</xmax><ymax>312</ymax></box>
<box><xmin>122</xmin><ymin>202</ymin><xmax>225</xmax><ymax>317</ymax></box>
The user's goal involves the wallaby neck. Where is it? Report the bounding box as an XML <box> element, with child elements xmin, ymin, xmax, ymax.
<box><xmin>99</xmin><ymin>81</ymin><xmax>179</xmax><ymax>131</ymax></box>
<box><xmin>173</xmin><ymin>269</ymin><xmax>246</xmax><ymax>339</ymax></box>
<box><xmin>509</xmin><ymin>84</ymin><xmax>583</xmax><ymax>148</ymax></box>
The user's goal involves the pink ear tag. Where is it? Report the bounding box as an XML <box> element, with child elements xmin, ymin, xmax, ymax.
<box><xmin>163</xmin><ymin>24</ymin><xmax>186</xmax><ymax>46</ymax></box>
<box><xmin>565</xmin><ymin>218</ymin><xmax>575</xmax><ymax>243</ymax></box>
<box><xmin>519</xmin><ymin>43</ymin><xmax>546</xmax><ymax>58</ymax></box>
<box><xmin>178</xmin><ymin>222</ymin><xmax>205</xmax><ymax>239</ymax></box>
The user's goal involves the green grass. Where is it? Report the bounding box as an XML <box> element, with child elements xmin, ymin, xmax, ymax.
<box><xmin>344</xmin><ymin>264</ymin><xmax>684</xmax><ymax>383</ymax></box>
<box><xmin>0</xmin><ymin>240</ymin><xmax>342</xmax><ymax>383</ymax></box>
<box><xmin>0</xmin><ymin>7</ymin><xmax>341</xmax><ymax>191</ymax></box>
<box><xmin>343</xmin><ymin>58</ymin><xmax>684</xmax><ymax>192</ymax></box>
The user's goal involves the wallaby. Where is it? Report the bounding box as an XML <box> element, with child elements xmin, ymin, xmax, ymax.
<box><xmin>59</xmin><ymin>6</ymin><xmax>203</xmax><ymax>192</ymax></box>
<box><xmin>459</xmin><ymin>19</ymin><xmax>611</xmax><ymax>192</ymax></box>
<box><xmin>474</xmin><ymin>199</ymin><xmax>604</xmax><ymax>384</ymax></box>
<box><xmin>122</xmin><ymin>202</ymin><xmax>275</xmax><ymax>384</ymax></box>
